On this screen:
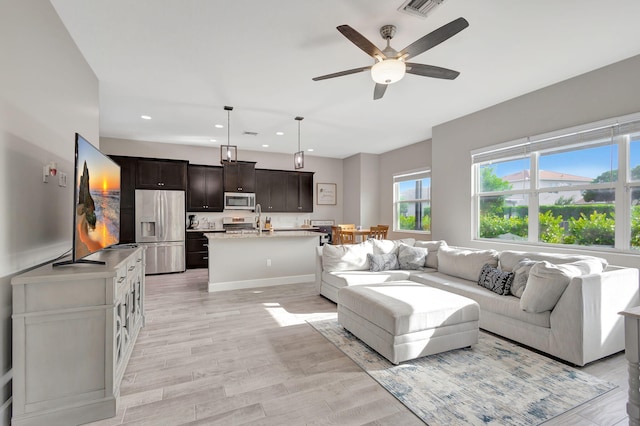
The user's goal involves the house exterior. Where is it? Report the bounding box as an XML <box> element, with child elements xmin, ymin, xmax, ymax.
<box><xmin>501</xmin><ymin>169</ymin><xmax>593</xmax><ymax>206</ymax></box>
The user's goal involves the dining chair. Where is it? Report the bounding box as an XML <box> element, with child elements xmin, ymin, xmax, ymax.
<box><xmin>339</xmin><ymin>229</ymin><xmax>355</xmax><ymax>244</ymax></box>
<box><xmin>369</xmin><ymin>225</ymin><xmax>388</xmax><ymax>240</ymax></box>
<box><xmin>331</xmin><ymin>226</ymin><xmax>342</xmax><ymax>245</ymax></box>
<box><xmin>376</xmin><ymin>225</ymin><xmax>389</xmax><ymax>238</ymax></box>
<box><xmin>338</xmin><ymin>224</ymin><xmax>356</xmax><ymax>230</ymax></box>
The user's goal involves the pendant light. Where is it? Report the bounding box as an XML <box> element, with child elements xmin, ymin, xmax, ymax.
<box><xmin>220</xmin><ymin>105</ymin><xmax>237</xmax><ymax>163</ymax></box>
<box><xmin>294</xmin><ymin>116</ymin><xmax>304</xmax><ymax>169</ymax></box>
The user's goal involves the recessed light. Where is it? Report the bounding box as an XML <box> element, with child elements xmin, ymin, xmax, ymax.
<box><xmin>210</xmin><ymin>139</ymin><xmax>217</xmax><ymax>142</ymax></box>
<box><xmin>215</xmin><ymin>124</ymin><xmax>224</xmax><ymax>128</ymax></box>
<box><xmin>307</xmin><ymin>148</ymin><xmax>314</xmax><ymax>152</ymax></box>
<box><xmin>276</xmin><ymin>131</ymin><xmax>284</xmax><ymax>136</ymax></box>
<box><xmin>141</xmin><ymin>115</ymin><xmax>152</xmax><ymax>120</ymax></box>
<box><xmin>262</xmin><ymin>144</ymin><xmax>269</xmax><ymax>148</ymax></box>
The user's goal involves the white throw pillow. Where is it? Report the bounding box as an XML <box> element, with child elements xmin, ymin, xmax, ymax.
<box><xmin>437</xmin><ymin>246</ymin><xmax>499</xmax><ymax>281</ymax></box>
<box><xmin>510</xmin><ymin>258</ymin><xmax>538</xmax><ymax>298</ymax></box>
<box><xmin>370</xmin><ymin>238</ymin><xmax>416</xmax><ymax>255</ymax></box>
<box><xmin>520</xmin><ymin>259</ymin><xmax>604</xmax><ymax>313</ymax></box>
<box><xmin>414</xmin><ymin>240</ymin><xmax>448</xmax><ymax>269</ymax></box>
<box><xmin>322</xmin><ymin>241</ymin><xmax>373</xmax><ymax>272</ymax></box>
<box><xmin>397</xmin><ymin>243</ymin><xmax>428</xmax><ymax>270</ymax></box>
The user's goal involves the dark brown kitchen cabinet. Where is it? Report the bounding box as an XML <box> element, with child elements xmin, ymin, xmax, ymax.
<box><xmin>109</xmin><ymin>155</ymin><xmax>136</xmax><ymax>243</ymax></box>
<box><xmin>136</xmin><ymin>158</ymin><xmax>187</xmax><ymax>190</ymax></box>
<box><xmin>186</xmin><ymin>232</ymin><xmax>208</xmax><ymax>269</ymax></box>
<box><xmin>223</xmin><ymin>161</ymin><xmax>256</xmax><ymax>193</ymax></box>
<box><xmin>285</xmin><ymin>171</ymin><xmax>314</xmax><ymax>212</ymax></box>
<box><xmin>255</xmin><ymin>169</ymin><xmax>287</xmax><ymax>212</ymax></box>
<box><xmin>188</xmin><ymin>165</ymin><xmax>223</xmax><ymax>212</ymax></box>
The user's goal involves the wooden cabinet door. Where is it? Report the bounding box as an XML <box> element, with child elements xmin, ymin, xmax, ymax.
<box><xmin>285</xmin><ymin>173</ymin><xmax>301</xmax><ymax>212</ymax></box>
<box><xmin>187</xmin><ymin>165</ymin><xmax>207</xmax><ymax>210</ymax></box>
<box><xmin>298</xmin><ymin>172</ymin><xmax>314</xmax><ymax>212</ymax></box>
<box><xmin>255</xmin><ymin>169</ymin><xmax>271</xmax><ymax>209</ymax></box>
<box><xmin>223</xmin><ymin>162</ymin><xmax>256</xmax><ymax>192</ymax></box>
<box><xmin>188</xmin><ymin>165</ymin><xmax>223</xmax><ymax>212</ymax></box>
<box><xmin>136</xmin><ymin>159</ymin><xmax>186</xmax><ymax>190</ymax></box>
<box><xmin>269</xmin><ymin>171</ymin><xmax>287</xmax><ymax>211</ymax></box>
<box><xmin>109</xmin><ymin>155</ymin><xmax>136</xmax><ymax>243</ymax></box>
<box><xmin>135</xmin><ymin>159</ymin><xmax>161</xmax><ymax>188</ymax></box>
<box><xmin>205</xmin><ymin>166</ymin><xmax>224</xmax><ymax>211</ymax></box>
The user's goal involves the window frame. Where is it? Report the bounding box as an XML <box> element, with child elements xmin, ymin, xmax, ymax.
<box><xmin>471</xmin><ymin>112</ymin><xmax>640</xmax><ymax>253</ymax></box>
<box><xmin>393</xmin><ymin>169</ymin><xmax>431</xmax><ymax>234</ymax></box>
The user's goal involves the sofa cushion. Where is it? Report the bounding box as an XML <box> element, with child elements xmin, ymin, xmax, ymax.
<box><xmin>368</xmin><ymin>253</ymin><xmax>399</xmax><ymax>272</ymax></box>
<box><xmin>477</xmin><ymin>264</ymin><xmax>514</xmax><ymax>296</ymax></box>
<box><xmin>370</xmin><ymin>238</ymin><xmax>416</xmax><ymax>255</ymax></box>
<box><xmin>322</xmin><ymin>270</ymin><xmax>413</xmax><ymax>289</ymax></box>
<box><xmin>411</xmin><ymin>271</ymin><xmax>550</xmax><ymax>328</ymax></box>
<box><xmin>510</xmin><ymin>258</ymin><xmax>538</xmax><ymax>298</ymax></box>
<box><xmin>520</xmin><ymin>259</ymin><xmax>604</xmax><ymax>313</ymax></box>
<box><xmin>437</xmin><ymin>246</ymin><xmax>499</xmax><ymax>282</ymax></box>
<box><xmin>499</xmin><ymin>250</ymin><xmax>608</xmax><ymax>272</ymax></box>
<box><xmin>322</xmin><ymin>241</ymin><xmax>373</xmax><ymax>272</ymax></box>
<box><xmin>397</xmin><ymin>244</ymin><xmax>428</xmax><ymax>270</ymax></box>
<box><xmin>414</xmin><ymin>240</ymin><xmax>448</xmax><ymax>269</ymax></box>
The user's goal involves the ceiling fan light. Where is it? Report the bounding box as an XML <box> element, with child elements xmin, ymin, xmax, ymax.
<box><xmin>371</xmin><ymin>59</ymin><xmax>406</xmax><ymax>84</ymax></box>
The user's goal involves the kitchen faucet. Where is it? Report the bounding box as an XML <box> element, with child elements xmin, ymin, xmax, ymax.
<box><xmin>255</xmin><ymin>203</ymin><xmax>262</xmax><ymax>235</ymax></box>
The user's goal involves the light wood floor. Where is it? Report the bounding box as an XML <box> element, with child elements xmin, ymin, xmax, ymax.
<box><xmin>85</xmin><ymin>269</ymin><xmax>630</xmax><ymax>426</ymax></box>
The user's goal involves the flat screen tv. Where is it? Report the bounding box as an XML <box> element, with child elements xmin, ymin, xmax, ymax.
<box><xmin>55</xmin><ymin>133</ymin><xmax>121</xmax><ymax>266</ymax></box>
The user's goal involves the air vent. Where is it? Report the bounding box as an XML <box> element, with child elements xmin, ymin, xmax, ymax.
<box><xmin>397</xmin><ymin>0</ymin><xmax>445</xmax><ymax>19</ymax></box>
<box><xmin>243</xmin><ymin>131</ymin><xmax>258</xmax><ymax>136</ymax></box>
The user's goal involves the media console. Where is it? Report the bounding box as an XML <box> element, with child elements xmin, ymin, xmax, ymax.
<box><xmin>11</xmin><ymin>247</ymin><xmax>145</xmax><ymax>426</ymax></box>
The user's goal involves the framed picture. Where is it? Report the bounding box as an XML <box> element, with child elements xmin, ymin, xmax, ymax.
<box><xmin>317</xmin><ymin>183</ymin><xmax>337</xmax><ymax>205</ymax></box>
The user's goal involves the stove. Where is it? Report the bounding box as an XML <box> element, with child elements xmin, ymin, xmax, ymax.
<box><xmin>222</xmin><ymin>216</ymin><xmax>256</xmax><ymax>233</ymax></box>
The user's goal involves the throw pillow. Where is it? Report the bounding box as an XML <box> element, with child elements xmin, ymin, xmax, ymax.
<box><xmin>477</xmin><ymin>264</ymin><xmax>514</xmax><ymax>296</ymax></box>
<box><xmin>322</xmin><ymin>241</ymin><xmax>373</xmax><ymax>272</ymax></box>
<box><xmin>367</xmin><ymin>253</ymin><xmax>399</xmax><ymax>272</ymax></box>
<box><xmin>414</xmin><ymin>240</ymin><xmax>448</xmax><ymax>269</ymax></box>
<box><xmin>397</xmin><ymin>243</ymin><xmax>428</xmax><ymax>270</ymax></box>
<box><xmin>437</xmin><ymin>246</ymin><xmax>499</xmax><ymax>281</ymax></box>
<box><xmin>370</xmin><ymin>238</ymin><xmax>416</xmax><ymax>255</ymax></box>
<box><xmin>510</xmin><ymin>258</ymin><xmax>538</xmax><ymax>298</ymax></box>
<box><xmin>519</xmin><ymin>259</ymin><xmax>604</xmax><ymax>313</ymax></box>
<box><xmin>499</xmin><ymin>250</ymin><xmax>608</xmax><ymax>272</ymax></box>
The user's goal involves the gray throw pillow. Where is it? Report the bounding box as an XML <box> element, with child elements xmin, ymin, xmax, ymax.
<box><xmin>367</xmin><ymin>253</ymin><xmax>399</xmax><ymax>272</ymax></box>
<box><xmin>397</xmin><ymin>244</ymin><xmax>428</xmax><ymax>270</ymax></box>
<box><xmin>511</xmin><ymin>258</ymin><xmax>538</xmax><ymax>298</ymax></box>
<box><xmin>477</xmin><ymin>264</ymin><xmax>514</xmax><ymax>296</ymax></box>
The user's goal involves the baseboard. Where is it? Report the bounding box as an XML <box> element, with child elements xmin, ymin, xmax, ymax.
<box><xmin>208</xmin><ymin>274</ymin><xmax>314</xmax><ymax>292</ymax></box>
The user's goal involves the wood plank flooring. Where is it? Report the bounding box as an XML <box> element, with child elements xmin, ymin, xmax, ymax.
<box><xmin>85</xmin><ymin>269</ymin><xmax>630</xmax><ymax>425</ymax></box>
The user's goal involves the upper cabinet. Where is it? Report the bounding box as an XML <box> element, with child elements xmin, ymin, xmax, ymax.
<box><xmin>109</xmin><ymin>155</ymin><xmax>137</xmax><ymax>244</ymax></box>
<box><xmin>187</xmin><ymin>165</ymin><xmax>223</xmax><ymax>212</ymax></box>
<box><xmin>223</xmin><ymin>161</ymin><xmax>256</xmax><ymax>193</ymax></box>
<box><xmin>286</xmin><ymin>171</ymin><xmax>314</xmax><ymax>212</ymax></box>
<box><xmin>136</xmin><ymin>158</ymin><xmax>187</xmax><ymax>190</ymax></box>
<box><xmin>256</xmin><ymin>169</ymin><xmax>287</xmax><ymax>212</ymax></box>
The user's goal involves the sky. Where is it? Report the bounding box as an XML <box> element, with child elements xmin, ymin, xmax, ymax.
<box><xmin>76</xmin><ymin>135</ymin><xmax>121</xmax><ymax>192</ymax></box>
<box><xmin>488</xmin><ymin>139</ymin><xmax>640</xmax><ymax>181</ymax></box>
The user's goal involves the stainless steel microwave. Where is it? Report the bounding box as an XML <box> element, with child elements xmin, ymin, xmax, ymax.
<box><xmin>224</xmin><ymin>192</ymin><xmax>256</xmax><ymax>210</ymax></box>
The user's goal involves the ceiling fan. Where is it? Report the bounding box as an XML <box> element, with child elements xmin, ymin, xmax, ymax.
<box><xmin>312</xmin><ymin>17</ymin><xmax>469</xmax><ymax>100</ymax></box>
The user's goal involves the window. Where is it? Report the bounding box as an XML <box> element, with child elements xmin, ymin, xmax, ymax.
<box><xmin>472</xmin><ymin>113</ymin><xmax>640</xmax><ymax>252</ymax></box>
<box><xmin>394</xmin><ymin>170</ymin><xmax>431</xmax><ymax>233</ymax></box>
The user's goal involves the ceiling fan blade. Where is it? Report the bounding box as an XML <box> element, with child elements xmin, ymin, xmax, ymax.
<box><xmin>337</xmin><ymin>25</ymin><xmax>386</xmax><ymax>59</ymax></box>
<box><xmin>405</xmin><ymin>63</ymin><xmax>460</xmax><ymax>80</ymax></box>
<box><xmin>373</xmin><ymin>83</ymin><xmax>387</xmax><ymax>100</ymax></box>
<box><xmin>312</xmin><ymin>66</ymin><xmax>372</xmax><ymax>81</ymax></box>
<box><xmin>400</xmin><ymin>17</ymin><xmax>469</xmax><ymax>60</ymax></box>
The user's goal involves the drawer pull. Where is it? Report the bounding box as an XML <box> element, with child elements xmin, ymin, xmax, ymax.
<box><xmin>203</xmin><ymin>244</ymin><xmax>208</xmax><ymax>247</ymax></box>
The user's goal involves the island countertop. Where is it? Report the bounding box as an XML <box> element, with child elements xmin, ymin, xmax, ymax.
<box><xmin>205</xmin><ymin>230</ymin><xmax>319</xmax><ymax>240</ymax></box>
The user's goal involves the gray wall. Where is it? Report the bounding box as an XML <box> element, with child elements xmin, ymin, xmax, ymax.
<box><xmin>432</xmin><ymin>54</ymin><xmax>640</xmax><ymax>268</ymax></box>
<box><xmin>0</xmin><ymin>0</ymin><xmax>99</xmax><ymax>423</ymax></box>
<box><xmin>100</xmin><ymin>137</ymin><xmax>345</xmax><ymax>224</ymax></box>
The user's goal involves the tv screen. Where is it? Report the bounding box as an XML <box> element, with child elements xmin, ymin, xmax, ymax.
<box><xmin>72</xmin><ymin>133</ymin><xmax>121</xmax><ymax>261</ymax></box>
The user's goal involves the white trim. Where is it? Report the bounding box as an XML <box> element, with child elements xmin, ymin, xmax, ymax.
<box><xmin>208</xmin><ymin>274</ymin><xmax>314</xmax><ymax>292</ymax></box>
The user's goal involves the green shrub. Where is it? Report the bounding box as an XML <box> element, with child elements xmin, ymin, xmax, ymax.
<box><xmin>566</xmin><ymin>212</ymin><xmax>615</xmax><ymax>246</ymax></box>
<box><xmin>538</xmin><ymin>211</ymin><xmax>564</xmax><ymax>243</ymax></box>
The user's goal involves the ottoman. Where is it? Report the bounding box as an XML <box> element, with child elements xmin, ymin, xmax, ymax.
<box><xmin>337</xmin><ymin>281</ymin><xmax>480</xmax><ymax>364</ymax></box>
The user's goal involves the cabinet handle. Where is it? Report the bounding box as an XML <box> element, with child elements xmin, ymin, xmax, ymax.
<box><xmin>203</xmin><ymin>244</ymin><xmax>208</xmax><ymax>247</ymax></box>
<box><xmin>238</xmin><ymin>187</ymin><xmax>242</xmax><ymax>191</ymax></box>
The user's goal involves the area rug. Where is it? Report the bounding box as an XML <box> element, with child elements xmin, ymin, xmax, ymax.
<box><xmin>309</xmin><ymin>318</ymin><xmax>617</xmax><ymax>426</ymax></box>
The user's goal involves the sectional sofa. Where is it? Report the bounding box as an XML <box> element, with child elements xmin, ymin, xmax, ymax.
<box><xmin>315</xmin><ymin>238</ymin><xmax>640</xmax><ymax>366</ymax></box>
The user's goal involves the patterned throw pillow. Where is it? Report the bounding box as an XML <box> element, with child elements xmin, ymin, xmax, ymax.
<box><xmin>397</xmin><ymin>244</ymin><xmax>428</xmax><ymax>270</ymax></box>
<box><xmin>367</xmin><ymin>253</ymin><xmax>399</xmax><ymax>272</ymax></box>
<box><xmin>477</xmin><ymin>264</ymin><xmax>515</xmax><ymax>296</ymax></box>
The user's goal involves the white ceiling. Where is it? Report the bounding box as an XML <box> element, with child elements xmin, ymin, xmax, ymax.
<box><xmin>50</xmin><ymin>0</ymin><xmax>640</xmax><ymax>159</ymax></box>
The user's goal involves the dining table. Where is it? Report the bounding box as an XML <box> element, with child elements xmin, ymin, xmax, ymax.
<box><xmin>341</xmin><ymin>228</ymin><xmax>372</xmax><ymax>243</ymax></box>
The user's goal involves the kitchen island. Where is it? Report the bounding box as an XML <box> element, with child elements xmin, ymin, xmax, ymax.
<box><xmin>205</xmin><ymin>231</ymin><xmax>319</xmax><ymax>292</ymax></box>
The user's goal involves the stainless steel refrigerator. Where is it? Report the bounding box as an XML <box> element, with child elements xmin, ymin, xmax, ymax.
<box><xmin>135</xmin><ymin>189</ymin><xmax>186</xmax><ymax>274</ymax></box>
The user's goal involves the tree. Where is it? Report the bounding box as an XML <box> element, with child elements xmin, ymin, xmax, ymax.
<box><xmin>479</xmin><ymin>167</ymin><xmax>512</xmax><ymax>216</ymax></box>
<box><xmin>583</xmin><ymin>166</ymin><xmax>640</xmax><ymax>202</ymax></box>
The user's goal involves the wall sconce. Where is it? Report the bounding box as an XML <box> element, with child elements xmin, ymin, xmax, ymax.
<box><xmin>294</xmin><ymin>116</ymin><xmax>304</xmax><ymax>170</ymax></box>
<box><xmin>43</xmin><ymin>161</ymin><xmax>57</xmax><ymax>183</ymax></box>
<box><xmin>220</xmin><ymin>105</ymin><xmax>237</xmax><ymax>163</ymax></box>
